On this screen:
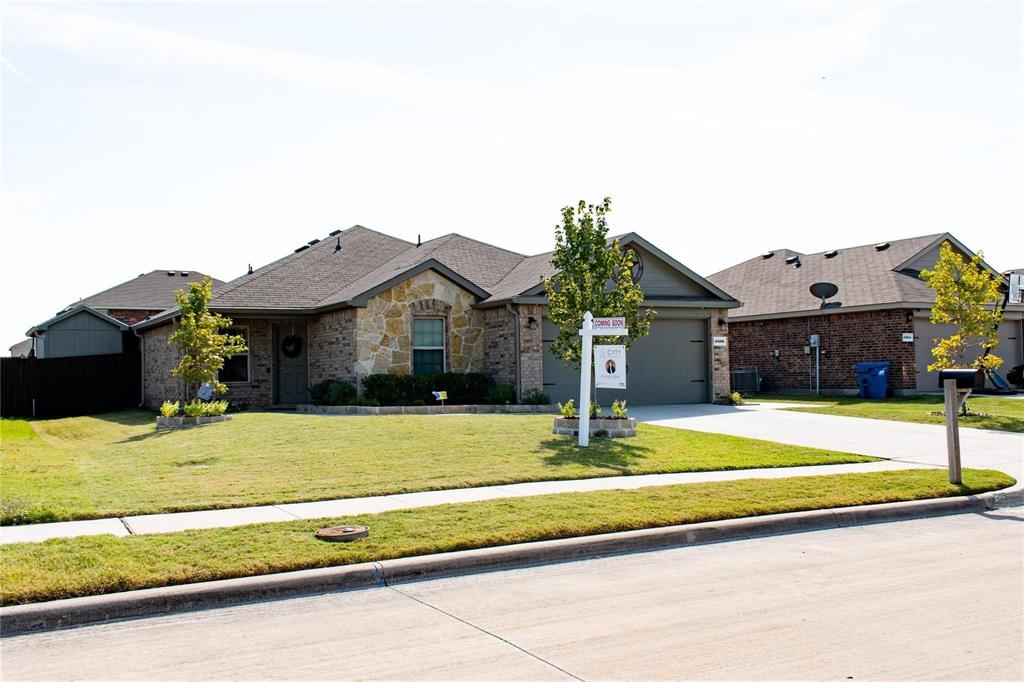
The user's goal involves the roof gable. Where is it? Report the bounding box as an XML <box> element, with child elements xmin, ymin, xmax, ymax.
<box><xmin>705</xmin><ymin>232</ymin><xmax>1006</xmax><ymax>319</ymax></box>
<box><xmin>28</xmin><ymin>305</ymin><xmax>129</xmax><ymax>336</ymax></box>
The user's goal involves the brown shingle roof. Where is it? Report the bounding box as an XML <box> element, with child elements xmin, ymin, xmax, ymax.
<box><xmin>210</xmin><ymin>226</ymin><xmax>413</xmax><ymax>309</ymax></box>
<box><xmin>707</xmin><ymin>234</ymin><xmax>946</xmax><ymax>319</ymax></box>
<box><xmin>74</xmin><ymin>270</ymin><xmax>225</xmax><ymax>311</ymax></box>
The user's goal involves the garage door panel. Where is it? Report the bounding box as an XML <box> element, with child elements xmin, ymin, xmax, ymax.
<box><xmin>542</xmin><ymin>317</ymin><xmax>708</xmax><ymax>405</ymax></box>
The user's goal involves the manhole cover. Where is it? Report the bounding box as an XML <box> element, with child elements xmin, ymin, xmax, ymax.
<box><xmin>315</xmin><ymin>525</ymin><xmax>369</xmax><ymax>542</ymax></box>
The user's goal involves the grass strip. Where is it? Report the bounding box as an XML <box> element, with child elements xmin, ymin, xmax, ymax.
<box><xmin>1</xmin><ymin>468</ymin><xmax>1012</xmax><ymax>606</ymax></box>
<box><xmin>1</xmin><ymin>412</ymin><xmax>878</xmax><ymax>524</ymax></box>
<box><xmin>750</xmin><ymin>394</ymin><xmax>1024</xmax><ymax>433</ymax></box>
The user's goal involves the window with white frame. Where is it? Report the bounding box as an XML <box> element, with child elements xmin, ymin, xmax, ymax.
<box><xmin>218</xmin><ymin>326</ymin><xmax>250</xmax><ymax>383</ymax></box>
<box><xmin>412</xmin><ymin>318</ymin><xmax>445</xmax><ymax>375</ymax></box>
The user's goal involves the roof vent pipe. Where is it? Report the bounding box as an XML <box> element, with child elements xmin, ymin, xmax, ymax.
<box><xmin>334</xmin><ymin>237</ymin><xmax>341</xmax><ymax>253</ymax></box>
<box><xmin>247</xmin><ymin>264</ymin><xmax>254</xmax><ymax>275</ymax></box>
<box><xmin>417</xmin><ymin>234</ymin><xmax>421</xmax><ymax>247</ymax></box>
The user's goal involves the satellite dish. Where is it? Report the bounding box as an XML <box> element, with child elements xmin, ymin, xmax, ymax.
<box><xmin>810</xmin><ymin>282</ymin><xmax>839</xmax><ymax>304</ymax></box>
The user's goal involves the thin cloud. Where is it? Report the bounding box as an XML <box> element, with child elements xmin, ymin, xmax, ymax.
<box><xmin>1</xmin><ymin>55</ymin><xmax>34</xmax><ymax>85</ymax></box>
<box><xmin>5</xmin><ymin>4</ymin><xmax>503</xmax><ymax>101</ymax></box>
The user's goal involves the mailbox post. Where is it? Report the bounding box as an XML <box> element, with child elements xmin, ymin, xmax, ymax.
<box><xmin>940</xmin><ymin>369</ymin><xmax>976</xmax><ymax>485</ymax></box>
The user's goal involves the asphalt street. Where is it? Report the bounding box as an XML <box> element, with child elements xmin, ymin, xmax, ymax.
<box><xmin>3</xmin><ymin>507</ymin><xmax>1021</xmax><ymax>680</ymax></box>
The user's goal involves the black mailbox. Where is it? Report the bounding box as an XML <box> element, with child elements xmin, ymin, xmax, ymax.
<box><xmin>938</xmin><ymin>369</ymin><xmax>979</xmax><ymax>390</ymax></box>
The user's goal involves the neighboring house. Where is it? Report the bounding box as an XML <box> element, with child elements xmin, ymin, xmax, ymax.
<box><xmin>135</xmin><ymin>225</ymin><xmax>740</xmax><ymax>409</ymax></box>
<box><xmin>26</xmin><ymin>306</ymin><xmax>131</xmax><ymax>359</ymax></box>
<box><xmin>707</xmin><ymin>233</ymin><xmax>1024</xmax><ymax>394</ymax></box>
<box><xmin>71</xmin><ymin>269</ymin><xmax>224</xmax><ymax>326</ymax></box>
<box><xmin>8</xmin><ymin>338</ymin><xmax>33</xmax><ymax>358</ymax></box>
<box><xmin>25</xmin><ymin>270</ymin><xmax>223</xmax><ymax>359</ymax></box>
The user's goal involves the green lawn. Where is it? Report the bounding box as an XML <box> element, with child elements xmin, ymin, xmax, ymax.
<box><xmin>750</xmin><ymin>394</ymin><xmax>1024</xmax><ymax>433</ymax></box>
<box><xmin>0</xmin><ymin>411</ymin><xmax>877</xmax><ymax>525</ymax></box>
<box><xmin>0</xmin><ymin>468</ymin><xmax>1012</xmax><ymax>606</ymax></box>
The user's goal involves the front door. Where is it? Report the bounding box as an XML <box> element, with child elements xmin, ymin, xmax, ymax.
<box><xmin>276</xmin><ymin>324</ymin><xmax>309</xmax><ymax>404</ymax></box>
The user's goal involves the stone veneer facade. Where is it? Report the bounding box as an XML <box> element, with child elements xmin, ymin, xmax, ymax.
<box><xmin>708</xmin><ymin>308</ymin><xmax>732</xmax><ymax>404</ymax></box>
<box><xmin>354</xmin><ymin>270</ymin><xmax>485</xmax><ymax>379</ymax></box>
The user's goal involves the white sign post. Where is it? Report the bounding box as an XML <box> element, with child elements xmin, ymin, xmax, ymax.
<box><xmin>578</xmin><ymin>312</ymin><xmax>628</xmax><ymax>447</ymax></box>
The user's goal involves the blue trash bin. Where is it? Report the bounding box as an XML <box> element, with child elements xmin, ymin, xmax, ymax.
<box><xmin>854</xmin><ymin>361</ymin><xmax>890</xmax><ymax>399</ymax></box>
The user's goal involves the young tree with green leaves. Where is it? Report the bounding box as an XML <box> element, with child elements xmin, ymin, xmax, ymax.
<box><xmin>543</xmin><ymin>198</ymin><xmax>653</xmax><ymax>369</ymax></box>
<box><xmin>919</xmin><ymin>241</ymin><xmax>1004</xmax><ymax>375</ymax></box>
<box><xmin>169</xmin><ymin>276</ymin><xmax>248</xmax><ymax>397</ymax></box>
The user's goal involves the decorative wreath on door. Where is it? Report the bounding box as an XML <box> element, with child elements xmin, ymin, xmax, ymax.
<box><xmin>281</xmin><ymin>335</ymin><xmax>303</xmax><ymax>358</ymax></box>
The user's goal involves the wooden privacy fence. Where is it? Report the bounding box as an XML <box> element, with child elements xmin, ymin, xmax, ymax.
<box><xmin>1</xmin><ymin>352</ymin><xmax>141</xmax><ymax>418</ymax></box>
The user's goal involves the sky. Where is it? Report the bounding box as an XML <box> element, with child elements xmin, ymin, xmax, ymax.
<box><xmin>2</xmin><ymin>1</ymin><xmax>1022</xmax><ymax>347</ymax></box>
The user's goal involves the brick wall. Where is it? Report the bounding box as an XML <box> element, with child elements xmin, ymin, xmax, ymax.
<box><xmin>517</xmin><ymin>304</ymin><xmax>544</xmax><ymax>397</ymax></box>
<box><xmin>483</xmin><ymin>307</ymin><xmax>516</xmax><ymax>387</ymax></box>
<box><xmin>142</xmin><ymin>316</ymin><xmax>310</xmax><ymax>410</ymax></box>
<box><xmin>309</xmin><ymin>309</ymin><xmax>357</xmax><ymax>385</ymax></box>
<box><xmin>105</xmin><ymin>309</ymin><xmax>165</xmax><ymax>326</ymax></box>
<box><xmin>142</xmin><ymin>321</ymin><xmax>183</xmax><ymax>408</ymax></box>
<box><xmin>728</xmin><ymin>309</ymin><xmax>916</xmax><ymax>393</ymax></box>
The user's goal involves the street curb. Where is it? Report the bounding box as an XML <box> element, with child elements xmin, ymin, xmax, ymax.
<box><xmin>2</xmin><ymin>484</ymin><xmax>1020</xmax><ymax>636</ymax></box>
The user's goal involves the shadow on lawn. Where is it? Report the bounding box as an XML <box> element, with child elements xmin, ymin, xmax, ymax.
<box><xmin>539</xmin><ymin>438</ymin><xmax>652</xmax><ymax>472</ymax></box>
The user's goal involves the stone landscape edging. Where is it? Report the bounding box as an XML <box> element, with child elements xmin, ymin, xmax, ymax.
<box><xmin>2</xmin><ymin>482</ymin><xmax>1019</xmax><ymax>636</ymax></box>
<box><xmin>296</xmin><ymin>404</ymin><xmax>557</xmax><ymax>416</ymax></box>
<box><xmin>156</xmin><ymin>415</ymin><xmax>232</xmax><ymax>430</ymax></box>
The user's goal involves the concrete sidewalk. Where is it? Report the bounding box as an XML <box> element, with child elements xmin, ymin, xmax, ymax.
<box><xmin>0</xmin><ymin>459</ymin><xmax>923</xmax><ymax>545</ymax></box>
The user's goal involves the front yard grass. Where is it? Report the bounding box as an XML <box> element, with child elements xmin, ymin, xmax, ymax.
<box><xmin>751</xmin><ymin>394</ymin><xmax>1024</xmax><ymax>433</ymax></box>
<box><xmin>0</xmin><ymin>468</ymin><xmax>1012</xmax><ymax>605</ymax></box>
<box><xmin>0</xmin><ymin>411</ymin><xmax>877</xmax><ymax>524</ymax></box>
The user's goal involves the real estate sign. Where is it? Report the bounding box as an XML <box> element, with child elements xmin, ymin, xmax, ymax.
<box><xmin>595</xmin><ymin>345</ymin><xmax>626</xmax><ymax>389</ymax></box>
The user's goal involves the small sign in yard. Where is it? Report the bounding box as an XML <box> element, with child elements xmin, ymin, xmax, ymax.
<box><xmin>431</xmin><ymin>391</ymin><xmax>448</xmax><ymax>401</ymax></box>
<box><xmin>197</xmin><ymin>383</ymin><xmax>215</xmax><ymax>401</ymax></box>
<box><xmin>595</xmin><ymin>345</ymin><xmax>626</xmax><ymax>389</ymax></box>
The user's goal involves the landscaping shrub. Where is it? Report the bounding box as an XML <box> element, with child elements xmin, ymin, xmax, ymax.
<box><xmin>203</xmin><ymin>400</ymin><xmax>229</xmax><ymax>416</ymax></box>
<box><xmin>611</xmin><ymin>400</ymin><xmax>628</xmax><ymax>418</ymax></box>
<box><xmin>729</xmin><ymin>391</ymin><xmax>745</xmax><ymax>406</ymax></box>
<box><xmin>487</xmin><ymin>384</ymin><xmax>515</xmax><ymax>405</ymax></box>
<box><xmin>361</xmin><ymin>373</ymin><xmax>494</xmax><ymax>405</ymax></box>
<box><xmin>347</xmin><ymin>397</ymin><xmax>380</xmax><ymax>407</ymax></box>
<box><xmin>159</xmin><ymin>401</ymin><xmax>180</xmax><ymax>418</ymax></box>
<box><xmin>522</xmin><ymin>390</ymin><xmax>551</xmax><ymax>405</ymax></box>
<box><xmin>310</xmin><ymin>380</ymin><xmax>357</xmax><ymax>406</ymax></box>
<box><xmin>558</xmin><ymin>399</ymin><xmax>577</xmax><ymax>418</ymax></box>
<box><xmin>325</xmin><ymin>381</ymin><xmax>356</xmax><ymax>406</ymax></box>
<box><xmin>181</xmin><ymin>400</ymin><xmax>229</xmax><ymax>417</ymax></box>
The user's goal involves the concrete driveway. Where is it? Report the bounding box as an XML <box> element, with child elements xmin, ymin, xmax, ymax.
<box><xmin>631</xmin><ymin>402</ymin><xmax>1024</xmax><ymax>479</ymax></box>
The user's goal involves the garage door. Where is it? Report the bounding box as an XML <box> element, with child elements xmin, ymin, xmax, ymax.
<box><xmin>542</xmin><ymin>317</ymin><xmax>708</xmax><ymax>405</ymax></box>
<box><xmin>915</xmin><ymin>319</ymin><xmax>1023</xmax><ymax>391</ymax></box>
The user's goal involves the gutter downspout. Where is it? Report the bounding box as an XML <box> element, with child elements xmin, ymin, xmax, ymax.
<box><xmin>133</xmin><ymin>327</ymin><xmax>145</xmax><ymax>408</ymax></box>
<box><xmin>505</xmin><ymin>303</ymin><xmax>521</xmax><ymax>402</ymax></box>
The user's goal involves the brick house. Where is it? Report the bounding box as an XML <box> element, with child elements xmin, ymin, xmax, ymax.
<box><xmin>135</xmin><ymin>225</ymin><xmax>740</xmax><ymax>409</ymax></box>
<box><xmin>707</xmin><ymin>233</ymin><xmax>1024</xmax><ymax>394</ymax></box>
<box><xmin>18</xmin><ymin>270</ymin><xmax>223</xmax><ymax>359</ymax></box>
